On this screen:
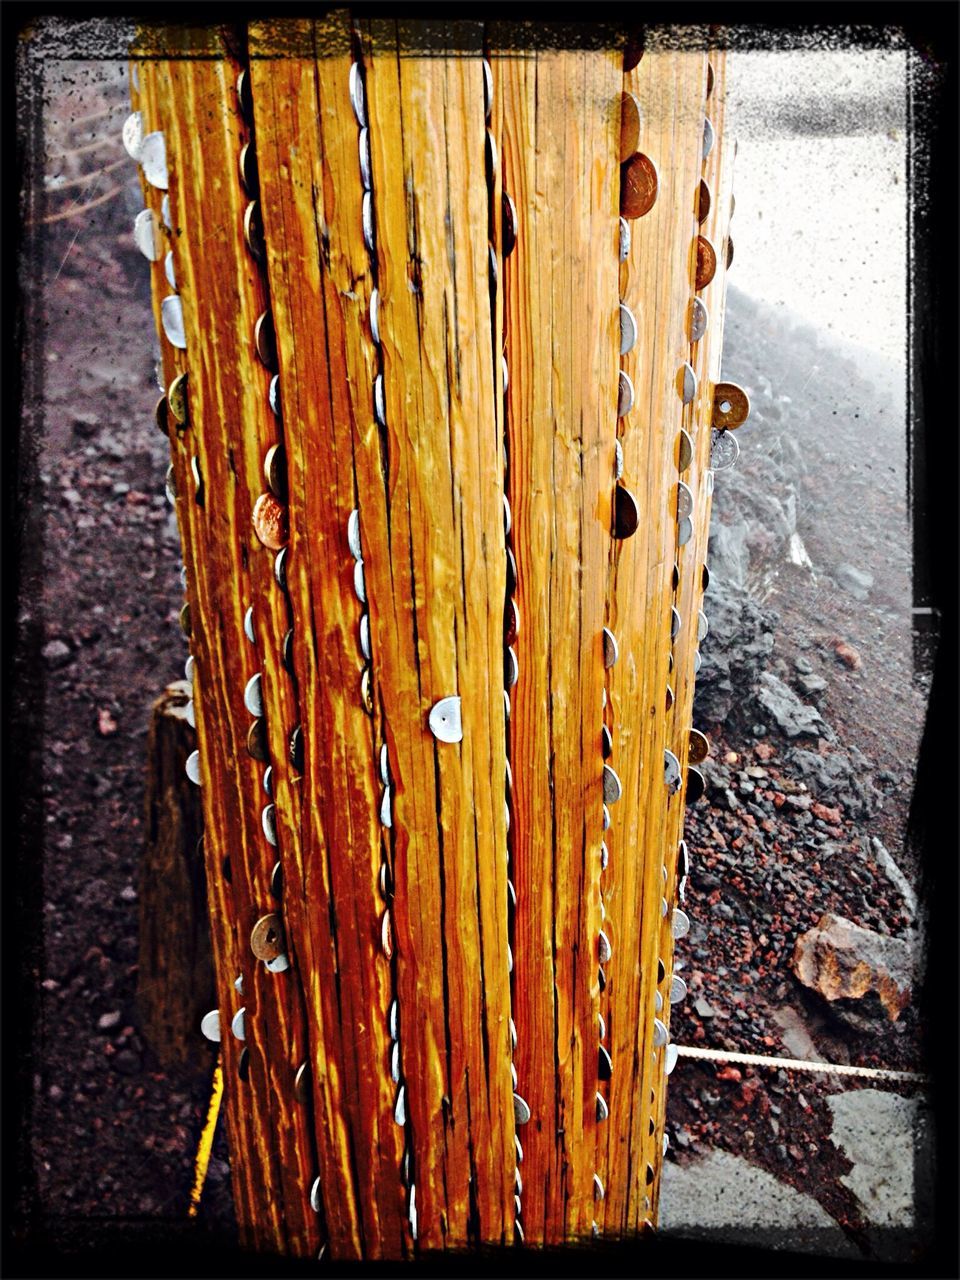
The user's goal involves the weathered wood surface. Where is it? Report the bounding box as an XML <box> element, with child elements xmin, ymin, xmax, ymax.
<box><xmin>138</xmin><ymin>680</ymin><xmax>212</xmax><ymax>1071</ymax></box>
<box><xmin>131</xmin><ymin>19</ymin><xmax>733</xmax><ymax>1261</ymax></box>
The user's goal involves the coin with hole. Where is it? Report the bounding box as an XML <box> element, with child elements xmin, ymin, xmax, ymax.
<box><xmin>621</xmin><ymin>152</ymin><xmax>659</xmax><ymax>219</ymax></box>
<box><xmin>712</xmin><ymin>381</ymin><xmax>750</xmax><ymax>430</ymax></box>
<box><xmin>619</xmin><ymin>216</ymin><xmax>631</xmax><ymax>262</ymax></box>
<box><xmin>250</xmin><ymin>912</ymin><xmax>284</xmax><ymax>962</ymax></box>
<box><xmin>428</xmin><ymin>696</ymin><xmax>462</xmax><ymax>744</ymax></box>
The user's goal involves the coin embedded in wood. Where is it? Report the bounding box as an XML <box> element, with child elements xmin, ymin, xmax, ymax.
<box><xmin>239</xmin><ymin>141</ymin><xmax>258</xmax><ymax>196</ymax></box>
<box><xmin>261</xmin><ymin>803</ymin><xmax>278</xmax><ymax>847</ymax></box>
<box><xmin>676</xmin><ymin>481</ymin><xmax>694</xmax><ymax>520</ymax></box>
<box><xmin>596</xmin><ymin>1092</ymin><xmax>609</xmax><ymax>1122</ymax></box>
<box><xmin>155</xmin><ymin>393</ymin><xmax>169</xmax><ymax>437</ymax></box>
<box><xmin>140</xmin><ymin>131</ymin><xmax>168</xmax><ymax>190</ymax></box>
<box><xmin>270</xmin><ymin>859</ymin><xmax>283</xmax><ymax>900</ymax></box>
<box><xmin>602</xmin><ymin>627</ymin><xmax>619</xmax><ymax>669</ymax></box>
<box><xmin>619</xmin><ymin>301</ymin><xmax>637</xmax><ymax>356</ymax></box>
<box><xmin>161</xmin><ymin>295</ymin><xmax>186</xmax><ymax>349</ymax></box>
<box><xmin>694</xmin><ymin>648</ymin><xmax>703</xmax><ymax>674</ymax></box>
<box><xmin>200</xmin><ymin>1009</ymin><xmax>221</xmax><ymax>1042</ymax></box>
<box><xmin>702</xmin><ymin>563</ymin><xmax>710</xmax><ymax>591</ymax></box>
<box><xmin>360</xmin><ymin>666</ymin><xmax>374</xmax><ymax>715</ymax></box>
<box><xmin>697</xmin><ymin>609</ymin><xmax>709</xmax><ymax>641</ymax></box>
<box><xmin>602</xmin><ymin>764</ymin><xmax>622</xmax><ymax>805</ymax></box>
<box><xmin>359</xmin><ymin>613</ymin><xmax>371</xmax><ymax>660</ymax></box>
<box><xmin>664</xmin><ymin>749</ymin><xmax>681</xmax><ymax>793</ymax></box>
<box><xmin>429</xmin><ymin>696</ymin><xmax>462</xmax><ymax>744</ymax></box>
<box><xmin>620</xmin><ymin>152</ymin><xmax>659</xmax><ymax>219</ymax></box>
<box><xmin>185</xmin><ymin>750</ymin><xmax>201</xmax><ymax>785</ymax></box>
<box><xmin>619</xmin><ymin>216</ymin><xmax>631</xmax><ymax>262</ymax></box>
<box><xmin>359</xmin><ymin>127</ymin><xmax>372</xmax><ymax>191</ymax></box>
<box><xmin>122</xmin><ymin>110</ymin><xmax>144</xmax><ymax>161</ymax></box>
<box><xmin>670</xmin><ymin>975</ymin><xmax>688</xmax><ymax>1005</ymax></box>
<box><xmin>274</xmin><ymin>542</ymin><xmax>289</xmax><ymax>584</ymax></box>
<box><xmin>179</xmin><ymin>601</ymin><xmax>191</xmax><ymax>637</ymax></box>
<box><xmin>294</xmin><ymin>1061</ymin><xmax>310</xmax><ymax>1103</ymax></box>
<box><xmin>502</xmin><ymin>192</ymin><xmax>518</xmax><ymax>257</ymax></box>
<box><xmin>712</xmin><ymin>381</ymin><xmax>750</xmax><ymax>430</ymax></box>
<box><xmin>247</xmin><ymin>717</ymin><xmax>268</xmax><ymax>762</ymax></box>
<box><xmin>380</xmin><ymin>784</ymin><xmax>392</xmax><ymax>829</ymax></box>
<box><xmin>710</xmin><ymin>428</ymin><xmax>740</xmax><ymax>471</ymax></box>
<box><xmin>244</xmin><ymin>672</ymin><xmax>264</xmax><ymax>718</ymax></box>
<box><xmin>243</xmin><ymin>199</ymin><xmax>265</xmax><ymax>261</ymax></box>
<box><xmin>613</xmin><ymin>484</ymin><xmax>640</xmax><ymax>539</ymax></box>
<box><xmin>697</xmin><ymin>177</ymin><xmax>712</xmax><ymax>225</ymax></box>
<box><xmin>254</xmin><ymin>310</ymin><xmax>277</xmax><ymax>370</ymax></box>
<box><xmin>671</xmin><ymin>908</ymin><xmax>690</xmax><ymax>940</ymax></box>
<box><xmin>482</xmin><ymin>57</ymin><xmax>493</xmax><ymax>117</ymax></box>
<box><xmin>594</xmin><ymin>1173</ymin><xmax>605</xmax><ymax>1201</ymax></box>
<box><xmin>652</xmin><ymin>1017</ymin><xmax>668</xmax><ymax>1048</ymax></box>
<box><xmin>598</xmin><ymin>1044</ymin><xmax>613</xmax><ymax>1081</ymax></box>
<box><xmin>289</xmin><ymin>724</ymin><xmax>303</xmax><ymax>770</ymax></box>
<box><xmin>167</xmin><ymin>372</ymin><xmax>188</xmax><ymax>426</ymax></box>
<box><xmin>695</xmin><ymin>236</ymin><xmax>717</xmax><ymax>291</ymax></box>
<box><xmin>252</xmin><ymin>492</ymin><xmax>288</xmax><ymax>551</ymax></box>
<box><xmin>686</xmin><ymin>765</ymin><xmax>706</xmax><ymax>803</ymax></box>
<box><xmin>231</xmin><ymin>1006</ymin><xmax>246</xmax><ymax>1041</ymax></box>
<box><xmin>600</xmin><ymin>840</ymin><xmax>609</xmax><ymax>870</ymax></box>
<box><xmin>504</xmin><ymin>598</ymin><xmax>520</xmax><ymax>645</ymax></box>
<box><xmin>677</xmin><ymin>516</ymin><xmax>693</xmax><ymax>547</ymax></box>
<box><xmin>380</xmin><ymin>909</ymin><xmax>393</xmax><ymax>959</ymax></box>
<box><xmin>133</xmin><ymin>207</ymin><xmax>162</xmax><ymax>261</ymax></box>
<box><xmin>250</xmin><ymin>912</ymin><xmax>284</xmax><ymax>961</ymax></box>
<box><xmin>623</xmin><ymin>29</ymin><xmax>644</xmax><ymax>71</ymax></box>
<box><xmin>619</xmin><ymin>91</ymin><xmax>641</xmax><ymax>163</ymax></box>
<box><xmin>702</xmin><ymin>116</ymin><xmax>715</xmax><ymax>162</ymax></box>
<box><xmin>614</xmin><ymin>438</ymin><xmax>624</xmax><ymax>480</ymax></box>
<box><xmin>688</xmin><ymin>727</ymin><xmax>710</xmax><ymax>764</ymax></box>
<box><xmin>670</xmin><ymin>606</ymin><xmax>681</xmax><ymax>640</ymax></box>
<box><xmin>601</xmin><ymin>723</ymin><xmax>613</xmax><ymax>759</ymax></box>
<box><xmin>689</xmin><ymin>296</ymin><xmax>708</xmax><ymax>344</ymax></box>
<box><xmin>349</xmin><ymin>61</ymin><xmax>366</xmax><ymax>127</ymax></box>
<box><xmin>264</xmin><ymin>444</ymin><xmax>286</xmax><ymax>501</ymax></box>
<box><xmin>726</xmin><ymin>236</ymin><xmax>734</xmax><ymax>270</ymax></box>
<box><xmin>485</xmin><ymin>128</ymin><xmax>498</xmax><ymax>182</ymax></box>
<box><xmin>679</xmin><ymin>362</ymin><xmax>698</xmax><ymax>404</ymax></box>
<box><xmin>164</xmin><ymin>463</ymin><xmax>177</xmax><ymax>504</ymax></box>
<box><xmin>665</xmin><ymin>682</ymin><xmax>674</xmax><ymax>712</ymax></box>
<box><xmin>362</xmin><ymin>191</ymin><xmax>375</xmax><ymax>253</ymax></box>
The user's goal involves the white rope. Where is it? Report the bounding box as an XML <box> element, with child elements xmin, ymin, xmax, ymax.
<box><xmin>675</xmin><ymin>1044</ymin><xmax>926</xmax><ymax>1084</ymax></box>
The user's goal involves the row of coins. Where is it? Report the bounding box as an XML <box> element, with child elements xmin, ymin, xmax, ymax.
<box><xmin>483</xmin><ymin>50</ymin><xmax>529</xmax><ymax>1244</ymax></box>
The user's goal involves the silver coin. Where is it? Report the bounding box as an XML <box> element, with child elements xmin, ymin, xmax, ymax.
<box><xmin>243</xmin><ymin>605</ymin><xmax>255</xmax><ymax>645</ymax></box>
<box><xmin>506</xmin><ymin>942</ymin><xmax>513</xmax><ymax>973</ymax></box>
<box><xmin>705</xmin><ymin>469</ymin><xmax>715</xmax><ymax>496</ymax></box>
<box><xmin>515</xmin><ymin>1166</ymin><xmax>522</xmax><ymax>1194</ymax></box>
<box><xmin>374</xmin><ymin>374</ymin><xmax>387</xmax><ymax>427</ymax></box>
<box><xmin>678</xmin><ymin>515</ymin><xmax>693</xmax><ymax>546</ymax></box>
<box><xmin>596</xmin><ymin>1092</ymin><xmax>609</xmax><ymax>1122</ymax></box>
<box><xmin>429</xmin><ymin>695</ymin><xmax>462</xmax><ymax>743</ymax></box>
<box><xmin>664</xmin><ymin>1043</ymin><xmax>679</xmax><ymax>1075</ymax></box>
<box><xmin>122</xmin><ymin>110</ymin><xmax>144</xmax><ymax>161</ymax></box>
<box><xmin>359</xmin><ymin>612</ymin><xmax>371</xmax><ymax>660</ymax></box>
<box><xmin>660</xmin><ymin>897</ymin><xmax>668</xmax><ymax>919</ymax></box>
<box><xmin>347</xmin><ymin>508</ymin><xmax>362</xmax><ymax>562</ymax></box>
<box><xmin>689</xmin><ymin>296</ymin><xmax>708</xmax><ymax>343</ymax></box>
<box><xmin>509</xmin><ymin>1017</ymin><xmax>518</xmax><ymax>1050</ymax></box>
<box><xmin>513</xmin><ymin>1093</ymin><xmax>531</xmax><ymax>1125</ymax></box>
<box><xmin>160</xmin><ymin>194</ymin><xmax>172</xmax><ymax>231</ymax></box>
<box><xmin>362</xmin><ymin>191</ymin><xmax>375</xmax><ymax>253</ymax></box>
<box><xmin>380</xmin><ymin>785</ymin><xmax>392</xmax><ymax>829</ymax></box>
<box><xmin>619</xmin><ymin>302</ymin><xmax>637</xmax><ymax>356</ymax></box>
<box><xmin>489</xmin><ymin>244</ymin><xmax>498</xmax><ymax>289</ymax></box>
<box><xmin>486</xmin><ymin>128</ymin><xmax>498</xmax><ymax>179</ymax></box>
<box><xmin>602</xmin><ymin>627</ymin><xmax>619</xmax><ymax>668</ymax></box>
<box><xmin>184</xmin><ymin>699</ymin><xmax>195</xmax><ymax>729</ymax></box>
<box><xmin>676</xmin><ymin>481</ymin><xmax>693</xmax><ymax>519</ymax></box>
<box><xmin>132</xmin><ymin>207</ymin><xmax>162</xmax><ymax>261</ymax></box>
<box><xmin>652</xmin><ymin>1017</ymin><xmax>668</xmax><ymax>1048</ymax></box>
<box><xmin>618</xmin><ymin>370</ymin><xmax>634</xmax><ymax>417</ymax></box>
<box><xmin>702</xmin><ymin>116</ymin><xmax>715</xmax><ymax>162</ymax></box>
<box><xmin>408</xmin><ymin>1183</ymin><xmax>418</xmax><ymax>1240</ymax></box>
<box><xmin>678</xmin><ymin>874</ymin><xmax>688</xmax><ymax>903</ymax></box>
<box><xmin>599</xmin><ymin>1013</ymin><xmax>606</xmax><ymax>1040</ymax></box>
<box><xmin>598</xmin><ymin>930</ymin><xmax>612</xmax><ymax>963</ymax></box>
<box><xmin>600</xmin><ymin>841</ymin><xmax>609</xmax><ymax>871</ymax></box>
<box><xmin>503</xmin><ymin>689</ymin><xmax>511</xmax><ymax>720</ymax></box>
<box><xmin>263</xmin><ymin>765</ymin><xmax>273</xmax><ymax>798</ymax></box>
<box><xmin>190</xmin><ymin>455</ymin><xmax>202</xmax><ymax>500</ymax></box>
<box><xmin>353</xmin><ymin>558</ymin><xmax>366</xmax><ymax>604</ymax></box>
<box><xmin>266</xmin><ymin>953</ymin><xmax>289</xmax><ymax>973</ymax></box>
<box><xmin>670</xmin><ymin>975</ymin><xmax>687</xmax><ymax>1004</ymax></box>
<box><xmin>310</xmin><ymin>1177</ymin><xmax>322</xmax><ymax>1213</ymax></box>
<box><xmin>671</xmin><ymin>908</ymin><xmax>690</xmax><ymax>940</ymax></box>
<box><xmin>359</xmin><ymin>126</ymin><xmax>372</xmax><ymax>190</ymax></box>
<box><xmin>654</xmin><ymin>989</ymin><xmax>663</xmax><ymax>1011</ymax></box>
<box><xmin>680</xmin><ymin>361</ymin><xmax>698</xmax><ymax>405</ymax></box>
<box><xmin>185</xmin><ymin>749</ymin><xmax>201</xmax><ymax>785</ymax></box>
<box><xmin>379</xmin><ymin>743</ymin><xmax>390</xmax><ymax>785</ymax></box>
<box><xmin>164</xmin><ymin>250</ymin><xmax>176</xmax><ymax>289</ymax></box>
<box><xmin>710</xmin><ymin>428</ymin><xmax>740</xmax><ymax>470</ymax></box>
<box><xmin>200</xmin><ymin>1009</ymin><xmax>221</xmax><ymax>1042</ymax></box>
<box><xmin>482</xmin><ymin>58</ymin><xmax>493</xmax><ymax>118</ymax></box>
<box><xmin>349</xmin><ymin>61</ymin><xmax>367</xmax><ymax>127</ymax></box>
<box><xmin>165</xmin><ymin>463</ymin><xmax>177</xmax><ymax>505</ymax></box>
<box><xmin>663</xmin><ymin>1133</ymin><xmax>670</xmax><ymax>1157</ymax></box>
<box><xmin>602</xmin><ymin>803</ymin><xmax>610</xmax><ymax>831</ymax></box>
<box><xmin>663</xmin><ymin>749</ymin><xmax>681</xmax><ymax>793</ymax></box>
<box><xmin>184</xmin><ymin>654</ymin><xmax>195</xmax><ymax>683</ymax></box>
<box><xmin>505</xmin><ymin>645</ymin><xmax>518</xmax><ymax>688</ymax></box>
<box><xmin>269</xmin><ymin>374</ymin><xmax>281</xmax><ymax>419</ymax></box>
<box><xmin>274</xmin><ymin>547</ymin><xmax>288</xmax><ymax>590</ymax></box>
<box><xmin>370</xmin><ymin>289</ymin><xmax>381</xmax><ymax>345</ymax></box>
<box><xmin>140</xmin><ymin>130</ymin><xmax>169</xmax><ymax>189</ymax></box>
<box><xmin>670</xmin><ymin>606</ymin><xmax>681</xmax><ymax>640</ymax></box>
<box><xmin>614</xmin><ymin>438</ymin><xmax>624</xmax><ymax>480</ymax></box>
<box><xmin>262</xmin><ymin>803</ymin><xmax>278</xmax><ymax>847</ymax></box>
<box><xmin>619</xmin><ymin>216</ymin><xmax>631</xmax><ymax>262</ymax></box>
<box><xmin>391</xmin><ymin>1041</ymin><xmax>401</xmax><ymax>1083</ymax></box>
<box><xmin>231</xmin><ymin>1007</ymin><xmax>246</xmax><ymax>1040</ymax></box>
<box><xmin>394</xmin><ymin>1085</ymin><xmax>406</xmax><ymax>1126</ymax></box>
<box><xmin>388</xmin><ymin>999</ymin><xmax>399</xmax><ymax>1041</ymax></box>
<box><xmin>501</xmin><ymin>354</ymin><xmax>509</xmax><ymax>393</ymax></box>
<box><xmin>694</xmin><ymin>648</ymin><xmax>702</xmax><ymax>674</ymax></box>
<box><xmin>160</xmin><ymin>295</ymin><xmax>186</xmax><ymax>349</ymax></box>
<box><xmin>511</xmin><ymin>1061</ymin><xmax>518</xmax><ymax>1089</ymax></box>
<box><xmin>602</xmin><ymin>764</ymin><xmax>622</xmax><ymax>805</ymax></box>
<box><xmin>594</xmin><ymin>1174</ymin><xmax>605</xmax><ymax>1201</ymax></box>
<box><xmin>697</xmin><ymin>609</ymin><xmax>709</xmax><ymax>641</ymax></box>
<box><xmin>503</xmin><ymin>494</ymin><xmax>512</xmax><ymax>536</ymax></box>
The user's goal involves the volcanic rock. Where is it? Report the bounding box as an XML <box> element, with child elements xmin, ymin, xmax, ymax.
<box><xmin>790</xmin><ymin>913</ymin><xmax>913</xmax><ymax>1021</ymax></box>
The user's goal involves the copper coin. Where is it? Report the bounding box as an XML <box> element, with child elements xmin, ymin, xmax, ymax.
<box><xmin>168</xmin><ymin>372</ymin><xmax>188</xmax><ymax>426</ymax></box>
<box><xmin>236</xmin><ymin>69</ymin><xmax>253</xmax><ymax>121</ymax></box>
<box><xmin>502</xmin><ymin>192</ymin><xmax>517</xmax><ymax>257</ymax></box>
<box><xmin>238</xmin><ymin>141</ymin><xmax>258</xmax><ymax>196</ymax></box>
<box><xmin>179</xmin><ymin>601</ymin><xmax>191</xmax><ymax>637</ymax></box>
<box><xmin>612</xmin><ymin>484</ymin><xmax>640</xmax><ymax>539</ymax></box>
<box><xmin>247</xmin><ymin>717</ymin><xmax>268</xmax><ymax>762</ymax></box>
<box><xmin>254</xmin><ymin>310</ymin><xmax>278</xmax><ymax>370</ymax></box>
<box><xmin>155</xmin><ymin>393</ymin><xmax>169</xmax><ymax>437</ymax></box>
<box><xmin>252</xmin><ymin>492</ymin><xmax>288</xmax><ymax>550</ymax></box>
<box><xmin>619</xmin><ymin>91</ymin><xmax>641</xmax><ymax>163</ymax></box>
<box><xmin>676</xmin><ymin>428</ymin><xmax>693</xmax><ymax>472</ymax></box>
<box><xmin>706</xmin><ymin>61</ymin><xmax>715</xmax><ymax>99</ymax></box>
<box><xmin>726</xmin><ymin>235</ymin><xmax>734</xmax><ymax>270</ymax></box>
<box><xmin>243</xmin><ymin>200</ymin><xmax>264</xmax><ymax>261</ymax></box>
<box><xmin>620</xmin><ymin>152</ymin><xmax>659</xmax><ymax>219</ymax></box>
<box><xmin>697</xmin><ymin>177</ymin><xmax>711</xmax><ymax>225</ymax></box>
<box><xmin>264</xmin><ymin>443</ymin><xmax>286</xmax><ymax>501</ymax></box>
<box><xmin>696</xmin><ymin>236</ymin><xmax>716</xmax><ymax>291</ymax></box>
<box><xmin>695</xmin><ymin>236</ymin><xmax>717</xmax><ymax>290</ymax></box>
<box><xmin>712</xmin><ymin>381</ymin><xmax>750</xmax><ymax>430</ymax></box>
<box><xmin>686</xmin><ymin>765</ymin><xmax>706</xmax><ymax>803</ymax></box>
<box><xmin>688</xmin><ymin>728</ymin><xmax>710</xmax><ymax>764</ymax></box>
<box><xmin>250</xmin><ymin>912</ymin><xmax>284</xmax><ymax>961</ymax></box>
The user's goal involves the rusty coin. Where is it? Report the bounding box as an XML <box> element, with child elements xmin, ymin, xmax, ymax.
<box><xmin>695</xmin><ymin>236</ymin><xmax>717</xmax><ymax>290</ymax></box>
<box><xmin>712</xmin><ymin>381</ymin><xmax>750</xmax><ymax>430</ymax></box>
<box><xmin>250</xmin><ymin>912</ymin><xmax>284</xmax><ymax>962</ymax></box>
<box><xmin>619</xmin><ymin>91</ymin><xmax>641</xmax><ymax>163</ymax></box>
<box><xmin>252</xmin><ymin>492</ymin><xmax>288</xmax><ymax>550</ymax></box>
<box><xmin>620</xmin><ymin>152</ymin><xmax>659</xmax><ymax>219</ymax></box>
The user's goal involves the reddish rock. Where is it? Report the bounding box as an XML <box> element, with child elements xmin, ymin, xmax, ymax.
<box><xmin>811</xmin><ymin>801</ymin><xmax>842</xmax><ymax>824</ymax></box>
<box><xmin>790</xmin><ymin>912</ymin><xmax>912</xmax><ymax>1021</ymax></box>
<box><xmin>716</xmin><ymin>1066</ymin><xmax>742</xmax><ymax>1083</ymax></box>
<box><xmin>832</xmin><ymin>639</ymin><xmax>862</xmax><ymax>670</ymax></box>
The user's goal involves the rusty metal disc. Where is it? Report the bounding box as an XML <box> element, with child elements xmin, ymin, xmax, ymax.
<box><xmin>619</xmin><ymin>91</ymin><xmax>641</xmax><ymax>163</ymax></box>
<box><xmin>695</xmin><ymin>235</ymin><xmax>717</xmax><ymax>290</ymax></box>
<box><xmin>252</xmin><ymin>492</ymin><xmax>288</xmax><ymax>550</ymax></box>
<box><xmin>250</xmin><ymin>912</ymin><xmax>284</xmax><ymax>961</ymax></box>
<box><xmin>620</xmin><ymin>152</ymin><xmax>659</xmax><ymax>219</ymax></box>
<box><xmin>712</xmin><ymin>381</ymin><xmax>750</xmax><ymax>430</ymax></box>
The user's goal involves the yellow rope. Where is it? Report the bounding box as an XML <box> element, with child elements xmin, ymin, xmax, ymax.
<box><xmin>188</xmin><ymin>1055</ymin><xmax>224</xmax><ymax>1218</ymax></box>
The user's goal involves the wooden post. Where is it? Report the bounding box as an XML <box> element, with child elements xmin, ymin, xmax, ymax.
<box><xmin>127</xmin><ymin>18</ymin><xmax>739</xmax><ymax>1261</ymax></box>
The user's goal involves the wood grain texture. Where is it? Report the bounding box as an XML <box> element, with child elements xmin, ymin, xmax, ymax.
<box><xmin>594</xmin><ymin>48</ymin><xmax>708</xmax><ymax>1237</ymax></box>
<box><xmin>495</xmin><ymin>39</ymin><xmax>622</xmax><ymax>1246</ymax></box>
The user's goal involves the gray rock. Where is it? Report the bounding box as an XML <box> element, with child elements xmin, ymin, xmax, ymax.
<box><xmin>827</xmin><ymin>1090</ymin><xmax>929</xmax><ymax>1229</ymax></box>
<box><xmin>693</xmin><ymin>997</ymin><xmax>716</xmax><ymax>1018</ymax></box>
<box><xmin>835</xmin><ymin>563</ymin><xmax>874</xmax><ymax>600</ymax></box>
<box><xmin>785</xmin><ymin>746</ymin><xmax>878</xmax><ymax>817</ymax></box>
<box><xmin>694</xmin><ymin>580</ymin><xmax>777</xmax><ymax>727</ymax></box>
<box><xmin>708</xmin><ymin>520</ymin><xmax>750</xmax><ymax>589</ymax></box>
<box><xmin>42</xmin><ymin>639</ymin><xmax>73</xmax><ymax>669</ymax></box>
<box><xmin>754</xmin><ymin>673</ymin><xmax>826</xmax><ymax>738</ymax></box>
<box><xmin>797</xmin><ymin>673</ymin><xmax>828</xmax><ymax>697</ymax></box>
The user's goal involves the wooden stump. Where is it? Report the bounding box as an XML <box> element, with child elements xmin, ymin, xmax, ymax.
<box><xmin>137</xmin><ymin>679</ymin><xmax>213</xmax><ymax>1070</ymax></box>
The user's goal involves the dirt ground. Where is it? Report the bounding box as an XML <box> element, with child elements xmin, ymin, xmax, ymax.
<box><xmin>9</xmin><ymin>53</ymin><xmax>937</xmax><ymax>1276</ymax></box>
